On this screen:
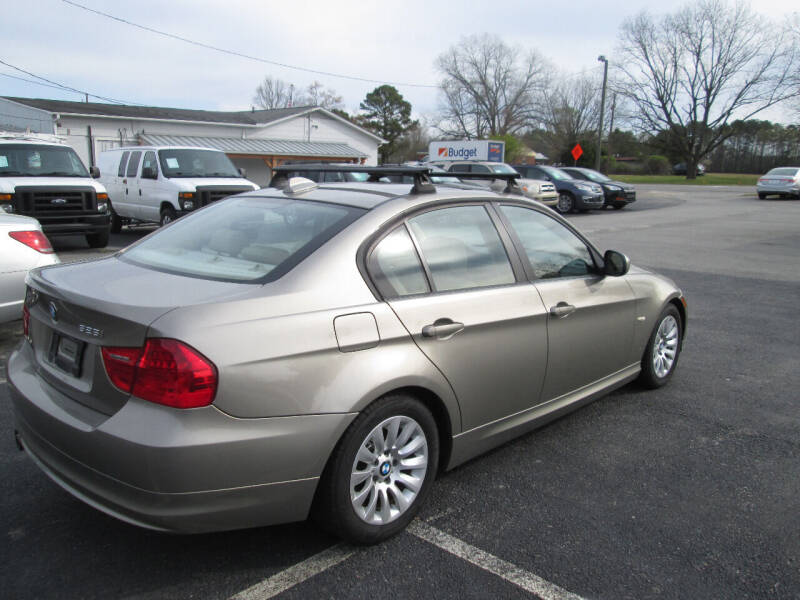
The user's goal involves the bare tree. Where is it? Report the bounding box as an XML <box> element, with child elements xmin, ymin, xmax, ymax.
<box><xmin>539</xmin><ymin>72</ymin><xmax>603</xmax><ymax>161</ymax></box>
<box><xmin>435</xmin><ymin>34</ymin><xmax>550</xmax><ymax>138</ymax></box>
<box><xmin>253</xmin><ymin>77</ymin><xmax>300</xmax><ymax>109</ymax></box>
<box><xmin>305</xmin><ymin>81</ymin><xmax>344</xmax><ymax>110</ymax></box>
<box><xmin>615</xmin><ymin>0</ymin><xmax>798</xmax><ymax>178</ymax></box>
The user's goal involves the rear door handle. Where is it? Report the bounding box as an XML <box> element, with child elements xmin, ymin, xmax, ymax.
<box><xmin>549</xmin><ymin>302</ymin><xmax>576</xmax><ymax>318</ymax></box>
<box><xmin>422</xmin><ymin>319</ymin><xmax>465</xmax><ymax>339</ymax></box>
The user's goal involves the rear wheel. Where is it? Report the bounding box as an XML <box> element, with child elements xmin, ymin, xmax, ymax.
<box><xmin>556</xmin><ymin>193</ymin><xmax>575</xmax><ymax>214</ymax></box>
<box><xmin>314</xmin><ymin>394</ymin><xmax>439</xmax><ymax>544</ymax></box>
<box><xmin>86</xmin><ymin>228</ymin><xmax>110</xmax><ymax>248</ymax></box>
<box><xmin>757</xmin><ymin>193</ymin><xmax>767</xmax><ymax>200</ymax></box>
<box><xmin>160</xmin><ymin>206</ymin><xmax>177</xmax><ymax>226</ymax></box>
<box><xmin>639</xmin><ymin>305</ymin><xmax>682</xmax><ymax>389</ymax></box>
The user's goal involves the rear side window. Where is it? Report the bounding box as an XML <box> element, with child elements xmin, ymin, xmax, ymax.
<box><xmin>117</xmin><ymin>151</ymin><xmax>130</xmax><ymax>177</ymax></box>
<box><xmin>121</xmin><ymin>197</ymin><xmax>365</xmax><ymax>282</ymax></box>
<box><xmin>369</xmin><ymin>226</ymin><xmax>429</xmax><ymax>298</ymax></box>
<box><xmin>126</xmin><ymin>151</ymin><xmax>142</xmax><ymax>177</ymax></box>
<box><xmin>407</xmin><ymin>206</ymin><xmax>515</xmax><ymax>292</ymax></box>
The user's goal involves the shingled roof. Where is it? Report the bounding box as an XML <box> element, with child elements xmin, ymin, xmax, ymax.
<box><xmin>2</xmin><ymin>96</ymin><xmax>314</xmax><ymax>126</ymax></box>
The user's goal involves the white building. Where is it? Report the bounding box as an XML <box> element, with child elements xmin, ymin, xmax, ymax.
<box><xmin>0</xmin><ymin>97</ymin><xmax>384</xmax><ymax>186</ymax></box>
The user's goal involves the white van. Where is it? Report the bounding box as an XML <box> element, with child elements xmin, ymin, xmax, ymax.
<box><xmin>0</xmin><ymin>133</ymin><xmax>111</xmax><ymax>247</ymax></box>
<box><xmin>97</xmin><ymin>146</ymin><xmax>258</xmax><ymax>230</ymax></box>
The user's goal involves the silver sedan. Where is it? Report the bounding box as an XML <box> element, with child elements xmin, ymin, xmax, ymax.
<box><xmin>8</xmin><ymin>167</ymin><xmax>685</xmax><ymax>544</ymax></box>
<box><xmin>756</xmin><ymin>167</ymin><xmax>800</xmax><ymax>199</ymax></box>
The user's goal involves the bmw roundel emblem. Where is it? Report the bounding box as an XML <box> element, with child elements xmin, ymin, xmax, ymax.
<box><xmin>380</xmin><ymin>461</ymin><xmax>391</xmax><ymax>476</ymax></box>
<box><xmin>48</xmin><ymin>301</ymin><xmax>58</xmax><ymax>322</ymax></box>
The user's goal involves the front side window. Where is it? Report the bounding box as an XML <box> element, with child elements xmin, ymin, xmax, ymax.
<box><xmin>407</xmin><ymin>205</ymin><xmax>515</xmax><ymax>292</ymax></box>
<box><xmin>370</xmin><ymin>226</ymin><xmax>429</xmax><ymax>298</ymax></box>
<box><xmin>158</xmin><ymin>149</ymin><xmax>240</xmax><ymax>178</ymax></box>
<box><xmin>122</xmin><ymin>197</ymin><xmax>364</xmax><ymax>282</ymax></box>
<box><xmin>0</xmin><ymin>144</ymin><xmax>89</xmax><ymax>177</ymax></box>
<box><xmin>141</xmin><ymin>151</ymin><xmax>158</xmax><ymax>175</ymax></box>
<box><xmin>500</xmin><ymin>205</ymin><xmax>596</xmax><ymax>279</ymax></box>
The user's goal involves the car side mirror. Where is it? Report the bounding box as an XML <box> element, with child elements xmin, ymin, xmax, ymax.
<box><xmin>89</xmin><ymin>166</ymin><xmax>100</xmax><ymax>179</ymax></box>
<box><xmin>238</xmin><ymin>167</ymin><xmax>247</xmax><ymax>178</ymax></box>
<box><xmin>141</xmin><ymin>166</ymin><xmax>157</xmax><ymax>180</ymax></box>
<box><xmin>603</xmin><ymin>250</ymin><xmax>630</xmax><ymax>276</ymax></box>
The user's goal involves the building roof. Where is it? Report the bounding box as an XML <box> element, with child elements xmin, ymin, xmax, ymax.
<box><xmin>2</xmin><ymin>96</ymin><xmax>313</xmax><ymax>125</ymax></box>
<box><xmin>140</xmin><ymin>134</ymin><xmax>367</xmax><ymax>158</ymax></box>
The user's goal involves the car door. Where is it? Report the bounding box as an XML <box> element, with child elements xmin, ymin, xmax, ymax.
<box><xmin>497</xmin><ymin>204</ymin><xmax>636</xmax><ymax>402</ymax></box>
<box><xmin>369</xmin><ymin>204</ymin><xmax>549</xmax><ymax>431</ymax></box>
<box><xmin>138</xmin><ymin>151</ymin><xmax>161</xmax><ymax>221</ymax></box>
<box><xmin>123</xmin><ymin>150</ymin><xmax>142</xmax><ymax>218</ymax></box>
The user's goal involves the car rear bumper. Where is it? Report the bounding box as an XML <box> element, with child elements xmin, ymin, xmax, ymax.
<box><xmin>8</xmin><ymin>343</ymin><xmax>356</xmax><ymax>533</ymax></box>
<box><xmin>756</xmin><ymin>183</ymin><xmax>799</xmax><ymax>195</ymax></box>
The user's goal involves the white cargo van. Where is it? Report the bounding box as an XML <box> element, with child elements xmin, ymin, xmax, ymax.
<box><xmin>97</xmin><ymin>146</ymin><xmax>258</xmax><ymax>230</ymax></box>
<box><xmin>0</xmin><ymin>133</ymin><xmax>111</xmax><ymax>247</ymax></box>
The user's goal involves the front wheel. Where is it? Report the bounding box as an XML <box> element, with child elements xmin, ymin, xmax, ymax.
<box><xmin>638</xmin><ymin>305</ymin><xmax>682</xmax><ymax>389</ymax></box>
<box><xmin>613</xmin><ymin>202</ymin><xmax>626</xmax><ymax>210</ymax></box>
<box><xmin>109</xmin><ymin>205</ymin><xmax>122</xmax><ymax>233</ymax></box>
<box><xmin>314</xmin><ymin>395</ymin><xmax>439</xmax><ymax>544</ymax></box>
<box><xmin>556</xmin><ymin>193</ymin><xmax>575</xmax><ymax>214</ymax></box>
<box><xmin>757</xmin><ymin>193</ymin><xmax>766</xmax><ymax>200</ymax></box>
<box><xmin>160</xmin><ymin>206</ymin><xmax>177</xmax><ymax>226</ymax></box>
<box><xmin>86</xmin><ymin>228</ymin><xmax>110</xmax><ymax>248</ymax></box>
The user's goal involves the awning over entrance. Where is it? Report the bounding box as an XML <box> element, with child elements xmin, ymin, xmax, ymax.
<box><xmin>139</xmin><ymin>134</ymin><xmax>367</xmax><ymax>161</ymax></box>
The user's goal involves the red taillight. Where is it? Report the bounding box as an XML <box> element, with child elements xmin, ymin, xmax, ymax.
<box><xmin>22</xmin><ymin>304</ymin><xmax>30</xmax><ymax>338</ymax></box>
<box><xmin>101</xmin><ymin>339</ymin><xmax>217</xmax><ymax>409</ymax></box>
<box><xmin>9</xmin><ymin>230</ymin><xmax>54</xmax><ymax>254</ymax></box>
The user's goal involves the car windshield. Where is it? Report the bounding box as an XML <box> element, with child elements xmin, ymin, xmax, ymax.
<box><xmin>158</xmin><ymin>149</ymin><xmax>240</xmax><ymax>178</ymax></box>
<box><xmin>488</xmin><ymin>164</ymin><xmax>518</xmax><ymax>174</ymax></box>
<box><xmin>121</xmin><ymin>196</ymin><xmax>365</xmax><ymax>282</ymax></box>
<box><xmin>767</xmin><ymin>168</ymin><xmax>799</xmax><ymax>176</ymax></box>
<box><xmin>575</xmin><ymin>169</ymin><xmax>611</xmax><ymax>182</ymax></box>
<box><xmin>539</xmin><ymin>166</ymin><xmax>573</xmax><ymax>181</ymax></box>
<box><xmin>0</xmin><ymin>144</ymin><xmax>89</xmax><ymax>177</ymax></box>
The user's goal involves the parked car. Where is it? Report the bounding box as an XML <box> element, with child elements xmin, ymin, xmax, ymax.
<box><xmin>756</xmin><ymin>167</ymin><xmax>800</xmax><ymax>199</ymax></box>
<box><xmin>97</xmin><ymin>146</ymin><xmax>258</xmax><ymax>229</ymax></box>
<box><xmin>9</xmin><ymin>166</ymin><xmax>686</xmax><ymax>545</ymax></box>
<box><xmin>270</xmin><ymin>162</ymin><xmax>372</xmax><ymax>184</ymax></box>
<box><xmin>560</xmin><ymin>167</ymin><xmax>637</xmax><ymax>209</ymax></box>
<box><xmin>0</xmin><ymin>213</ymin><xmax>60</xmax><ymax>323</ymax></box>
<box><xmin>437</xmin><ymin>161</ymin><xmax>558</xmax><ymax>207</ymax></box>
<box><xmin>511</xmin><ymin>164</ymin><xmax>605</xmax><ymax>214</ymax></box>
<box><xmin>672</xmin><ymin>163</ymin><xmax>705</xmax><ymax>176</ymax></box>
<box><xmin>0</xmin><ymin>134</ymin><xmax>111</xmax><ymax>247</ymax></box>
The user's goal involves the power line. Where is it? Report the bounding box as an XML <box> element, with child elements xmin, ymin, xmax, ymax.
<box><xmin>0</xmin><ymin>71</ymin><xmax>75</xmax><ymax>93</ymax></box>
<box><xmin>0</xmin><ymin>58</ymin><xmax>143</xmax><ymax>105</ymax></box>
<box><xmin>61</xmin><ymin>0</ymin><xmax>441</xmax><ymax>89</ymax></box>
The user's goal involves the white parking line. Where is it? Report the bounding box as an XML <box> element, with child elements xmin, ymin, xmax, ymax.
<box><xmin>228</xmin><ymin>544</ymin><xmax>356</xmax><ymax>600</ymax></box>
<box><xmin>408</xmin><ymin>521</ymin><xmax>586</xmax><ymax>600</ymax></box>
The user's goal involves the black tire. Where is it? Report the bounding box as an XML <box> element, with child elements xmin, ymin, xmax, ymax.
<box><xmin>638</xmin><ymin>305</ymin><xmax>682</xmax><ymax>389</ymax></box>
<box><xmin>109</xmin><ymin>205</ymin><xmax>122</xmax><ymax>233</ymax></box>
<box><xmin>160</xmin><ymin>205</ymin><xmax>177</xmax><ymax>226</ymax></box>
<box><xmin>314</xmin><ymin>394</ymin><xmax>439</xmax><ymax>545</ymax></box>
<box><xmin>612</xmin><ymin>202</ymin><xmax>626</xmax><ymax>210</ymax></box>
<box><xmin>556</xmin><ymin>192</ymin><xmax>575</xmax><ymax>214</ymax></box>
<box><xmin>86</xmin><ymin>228</ymin><xmax>110</xmax><ymax>248</ymax></box>
<box><xmin>757</xmin><ymin>193</ymin><xmax>767</xmax><ymax>200</ymax></box>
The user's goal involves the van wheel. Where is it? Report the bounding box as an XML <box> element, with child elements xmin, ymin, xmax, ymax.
<box><xmin>110</xmin><ymin>206</ymin><xmax>122</xmax><ymax>233</ymax></box>
<box><xmin>160</xmin><ymin>206</ymin><xmax>177</xmax><ymax>226</ymax></box>
<box><xmin>314</xmin><ymin>394</ymin><xmax>439</xmax><ymax>544</ymax></box>
<box><xmin>86</xmin><ymin>229</ymin><xmax>110</xmax><ymax>248</ymax></box>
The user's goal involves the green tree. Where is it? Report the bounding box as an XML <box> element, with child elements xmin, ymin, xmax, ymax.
<box><xmin>490</xmin><ymin>134</ymin><xmax>523</xmax><ymax>164</ymax></box>
<box><xmin>358</xmin><ymin>85</ymin><xmax>416</xmax><ymax>163</ymax></box>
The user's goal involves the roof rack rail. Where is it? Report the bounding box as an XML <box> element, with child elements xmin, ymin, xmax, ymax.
<box><xmin>272</xmin><ymin>164</ymin><xmax>436</xmax><ymax>195</ymax></box>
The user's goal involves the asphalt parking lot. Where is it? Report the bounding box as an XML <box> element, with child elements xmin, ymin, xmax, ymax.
<box><xmin>1</xmin><ymin>184</ymin><xmax>798</xmax><ymax>599</ymax></box>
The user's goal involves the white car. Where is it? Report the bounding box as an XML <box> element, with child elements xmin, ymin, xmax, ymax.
<box><xmin>0</xmin><ymin>213</ymin><xmax>60</xmax><ymax>323</ymax></box>
<box><xmin>756</xmin><ymin>167</ymin><xmax>800</xmax><ymax>200</ymax></box>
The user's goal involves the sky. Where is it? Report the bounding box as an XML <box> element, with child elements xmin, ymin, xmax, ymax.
<box><xmin>2</xmin><ymin>0</ymin><xmax>798</xmax><ymax>124</ymax></box>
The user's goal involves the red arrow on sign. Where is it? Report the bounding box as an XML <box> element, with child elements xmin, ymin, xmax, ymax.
<box><xmin>571</xmin><ymin>144</ymin><xmax>583</xmax><ymax>162</ymax></box>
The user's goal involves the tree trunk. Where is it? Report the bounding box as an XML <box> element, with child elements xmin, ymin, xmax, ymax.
<box><xmin>686</xmin><ymin>161</ymin><xmax>697</xmax><ymax>180</ymax></box>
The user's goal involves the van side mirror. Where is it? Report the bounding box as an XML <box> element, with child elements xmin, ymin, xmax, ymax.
<box><xmin>603</xmin><ymin>250</ymin><xmax>630</xmax><ymax>276</ymax></box>
<box><xmin>141</xmin><ymin>166</ymin><xmax>157</xmax><ymax>180</ymax></box>
<box><xmin>238</xmin><ymin>167</ymin><xmax>247</xmax><ymax>178</ymax></box>
<box><xmin>89</xmin><ymin>166</ymin><xmax>100</xmax><ymax>178</ymax></box>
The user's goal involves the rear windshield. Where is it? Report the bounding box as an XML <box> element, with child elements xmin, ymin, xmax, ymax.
<box><xmin>158</xmin><ymin>149</ymin><xmax>240</xmax><ymax>178</ymax></box>
<box><xmin>0</xmin><ymin>144</ymin><xmax>89</xmax><ymax>177</ymax></box>
<box><xmin>767</xmin><ymin>168</ymin><xmax>799</xmax><ymax>176</ymax></box>
<box><xmin>121</xmin><ymin>196</ymin><xmax>365</xmax><ymax>282</ymax></box>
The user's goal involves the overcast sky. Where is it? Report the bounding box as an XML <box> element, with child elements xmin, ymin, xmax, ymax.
<box><xmin>3</xmin><ymin>0</ymin><xmax>798</xmax><ymax>123</ymax></box>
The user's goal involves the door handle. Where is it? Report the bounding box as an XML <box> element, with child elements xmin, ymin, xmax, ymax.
<box><xmin>139</xmin><ymin>189</ymin><xmax>142</xmax><ymax>196</ymax></box>
<box><xmin>549</xmin><ymin>302</ymin><xmax>576</xmax><ymax>318</ymax></box>
<box><xmin>422</xmin><ymin>319</ymin><xmax>465</xmax><ymax>339</ymax></box>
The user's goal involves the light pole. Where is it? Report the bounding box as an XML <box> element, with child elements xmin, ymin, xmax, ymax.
<box><xmin>595</xmin><ymin>55</ymin><xmax>609</xmax><ymax>172</ymax></box>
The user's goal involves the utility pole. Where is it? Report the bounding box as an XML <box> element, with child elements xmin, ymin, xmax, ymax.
<box><xmin>595</xmin><ymin>55</ymin><xmax>609</xmax><ymax>172</ymax></box>
<box><xmin>607</xmin><ymin>92</ymin><xmax>616</xmax><ymax>159</ymax></box>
